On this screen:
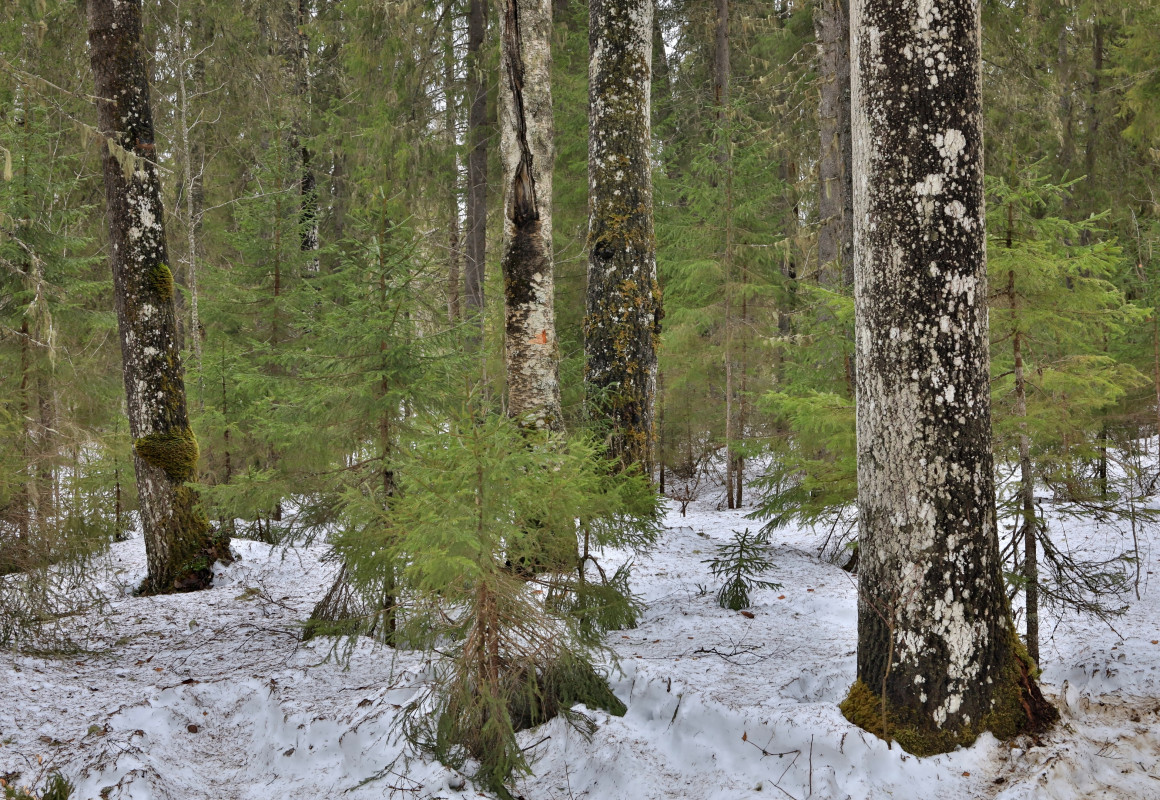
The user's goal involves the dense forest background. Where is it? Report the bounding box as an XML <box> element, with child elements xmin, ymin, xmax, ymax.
<box><xmin>1</xmin><ymin>0</ymin><xmax>1158</xmax><ymax>622</ymax></box>
<box><xmin>4</xmin><ymin>0</ymin><xmax>1159</xmax><ymax>546</ymax></box>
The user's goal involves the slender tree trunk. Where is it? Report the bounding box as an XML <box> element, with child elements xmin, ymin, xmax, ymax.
<box><xmin>1153</xmin><ymin>312</ymin><xmax>1160</xmax><ymax>442</ymax></box>
<box><xmin>658</xmin><ymin>369</ymin><xmax>666</xmax><ymax>493</ymax></box>
<box><xmin>464</xmin><ymin>0</ymin><xmax>490</xmax><ymax>333</ymax></box>
<box><xmin>651</xmin><ymin>9</ymin><xmax>672</xmax><ymax>133</ymax></box>
<box><xmin>1007</xmin><ymin>262</ymin><xmax>1039</xmax><ymax>666</ymax></box>
<box><xmin>585</xmin><ymin>0</ymin><xmax>662</xmax><ymax>473</ymax></box>
<box><xmin>14</xmin><ymin>83</ymin><xmax>34</xmax><ymax>541</ymax></box>
<box><xmin>716</xmin><ymin>0</ymin><xmax>735</xmax><ymax>509</ymax></box>
<box><xmin>844</xmin><ymin>0</ymin><xmax>1054</xmax><ymax>751</ymax></box>
<box><xmin>736</xmin><ymin>290</ymin><xmax>746</xmax><ymax>508</ymax></box>
<box><xmin>445</xmin><ymin>0</ymin><xmax>462</xmax><ymax>324</ymax></box>
<box><xmin>816</xmin><ymin>0</ymin><xmax>853</xmax><ymax>287</ymax></box>
<box><xmin>500</xmin><ymin>0</ymin><xmax>562</xmax><ymax>431</ymax></box>
<box><xmin>296</xmin><ymin>0</ymin><xmax>320</xmax><ymax>271</ymax></box>
<box><xmin>1084</xmin><ymin>19</ymin><xmax>1102</xmax><ymax>193</ymax></box>
<box><xmin>88</xmin><ymin>0</ymin><xmax>228</xmax><ymax>594</ymax></box>
<box><xmin>175</xmin><ymin>0</ymin><xmax>204</xmax><ymax>374</ymax></box>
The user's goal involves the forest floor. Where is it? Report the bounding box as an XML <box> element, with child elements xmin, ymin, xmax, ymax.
<box><xmin>1</xmin><ymin>484</ymin><xmax>1158</xmax><ymax>799</ymax></box>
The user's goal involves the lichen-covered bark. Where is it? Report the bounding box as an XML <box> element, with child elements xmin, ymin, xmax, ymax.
<box><xmin>89</xmin><ymin>0</ymin><xmax>228</xmax><ymax>594</ymax></box>
<box><xmin>585</xmin><ymin>0</ymin><xmax>662</xmax><ymax>471</ymax></box>
<box><xmin>500</xmin><ymin>0</ymin><xmax>563</xmax><ymax>431</ymax></box>
<box><xmin>816</xmin><ymin>0</ymin><xmax>853</xmax><ymax>286</ymax></box>
<box><xmin>847</xmin><ymin>0</ymin><xmax>1054</xmax><ymax>750</ymax></box>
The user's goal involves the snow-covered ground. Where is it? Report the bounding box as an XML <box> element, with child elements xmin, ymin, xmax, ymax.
<box><xmin>1</xmin><ymin>492</ymin><xmax>1158</xmax><ymax>800</ymax></box>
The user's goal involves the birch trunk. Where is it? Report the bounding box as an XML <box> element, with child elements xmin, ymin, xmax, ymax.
<box><xmin>585</xmin><ymin>0</ymin><xmax>662</xmax><ymax>471</ymax></box>
<box><xmin>89</xmin><ymin>0</ymin><xmax>228</xmax><ymax>594</ymax></box>
<box><xmin>500</xmin><ymin>0</ymin><xmax>563</xmax><ymax>431</ymax></box>
<box><xmin>845</xmin><ymin>0</ymin><xmax>1054</xmax><ymax>751</ymax></box>
<box><xmin>816</xmin><ymin>0</ymin><xmax>853</xmax><ymax>287</ymax></box>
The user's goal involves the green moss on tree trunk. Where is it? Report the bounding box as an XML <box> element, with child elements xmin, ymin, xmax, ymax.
<box><xmin>840</xmin><ymin>628</ymin><xmax>1057</xmax><ymax>755</ymax></box>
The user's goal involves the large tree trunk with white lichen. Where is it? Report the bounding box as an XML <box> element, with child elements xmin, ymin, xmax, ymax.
<box><xmin>585</xmin><ymin>0</ymin><xmax>662</xmax><ymax>472</ymax></box>
<box><xmin>816</xmin><ymin>0</ymin><xmax>853</xmax><ymax>287</ymax></box>
<box><xmin>89</xmin><ymin>0</ymin><xmax>229</xmax><ymax>594</ymax></box>
<box><xmin>500</xmin><ymin>0</ymin><xmax>563</xmax><ymax>431</ymax></box>
<box><xmin>842</xmin><ymin>0</ymin><xmax>1054</xmax><ymax>752</ymax></box>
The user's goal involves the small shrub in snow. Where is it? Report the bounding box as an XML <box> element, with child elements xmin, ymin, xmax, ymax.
<box><xmin>2</xmin><ymin>773</ymin><xmax>73</xmax><ymax>800</ymax></box>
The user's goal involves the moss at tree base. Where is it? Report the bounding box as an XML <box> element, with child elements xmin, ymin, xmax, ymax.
<box><xmin>840</xmin><ymin>630</ymin><xmax>1058</xmax><ymax>756</ymax></box>
<box><xmin>139</xmin><ymin>484</ymin><xmax>232</xmax><ymax>595</ymax></box>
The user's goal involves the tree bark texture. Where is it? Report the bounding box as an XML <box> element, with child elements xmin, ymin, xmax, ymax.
<box><xmin>816</xmin><ymin>0</ymin><xmax>853</xmax><ymax>286</ymax></box>
<box><xmin>585</xmin><ymin>0</ymin><xmax>663</xmax><ymax>471</ymax></box>
<box><xmin>500</xmin><ymin>0</ymin><xmax>563</xmax><ymax>431</ymax></box>
<box><xmin>846</xmin><ymin>0</ymin><xmax>1054</xmax><ymax>751</ymax></box>
<box><xmin>89</xmin><ymin>0</ymin><xmax>228</xmax><ymax>594</ymax></box>
<box><xmin>464</xmin><ymin>0</ymin><xmax>490</xmax><ymax>331</ymax></box>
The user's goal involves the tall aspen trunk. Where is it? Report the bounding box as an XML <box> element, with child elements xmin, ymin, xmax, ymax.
<box><xmin>464</xmin><ymin>0</ymin><xmax>490</xmax><ymax>333</ymax></box>
<box><xmin>445</xmin><ymin>0</ymin><xmax>462</xmax><ymax>324</ymax></box>
<box><xmin>844</xmin><ymin>0</ymin><xmax>1054</xmax><ymax>751</ymax></box>
<box><xmin>89</xmin><ymin>0</ymin><xmax>228</xmax><ymax>594</ymax></box>
<box><xmin>816</xmin><ymin>0</ymin><xmax>853</xmax><ymax>287</ymax></box>
<box><xmin>585</xmin><ymin>0</ymin><xmax>662</xmax><ymax>473</ymax></box>
<box><xmin>500</xmin><ymin>0</ymin><xmax>562</xmax><ymax>431</ymax></box>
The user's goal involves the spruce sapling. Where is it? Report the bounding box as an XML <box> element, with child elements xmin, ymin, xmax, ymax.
<box><xmin>706</xmin><ymin>528</ymin><xmax>780</xmax><ymax>610</ymax></box>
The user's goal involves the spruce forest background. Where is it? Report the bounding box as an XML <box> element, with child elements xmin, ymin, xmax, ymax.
<box><xmin>4</xmin><ymin>0</ymin><xmax>1159</xmax><ymax>557</ymax></box>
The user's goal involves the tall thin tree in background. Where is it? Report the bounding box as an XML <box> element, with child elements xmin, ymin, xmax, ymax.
<box><xmin>840</xmin><ymin>0</ymin><xmax>1055</xmax><ymax>751</ymax></box>
<box><xmin>499</xmin><ymin>0</ymin><xmax>562</xmax><ymax>430</ymax></box>
<box><xmin>292</xmin><ymin>0</ymin><xmax>319</xmax><ymax>271</ymax></box>
<box><xmin>464</xmin><ymin>0</ymin><xmax>489</xmax><ymax>334</ymax></box>
<box><xmin>88</xmin><ymin>0</ymin><xmax>228</xmax><ymax>593</ymax></box>
<box><xmin>584</xmin><ymin>0</ymin><xmax>662</xmax><ymax>472</ymax></box>
<box><xmin>816</xmin><ymin>0</ymin><xmax>852</xmax><ymax>287</ymax></box>
<box><xmin>445</xmin><ymin>0</ymin><xmax>462</xmax><ymax>323</ymax></box>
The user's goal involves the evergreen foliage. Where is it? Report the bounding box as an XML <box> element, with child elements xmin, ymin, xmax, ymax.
<box><xmin>334</xmin><ymin>406</ymin><xmax>656</xmax><ymax>795</ymax></box>
<box><xmin>705</xmin><ymin>527</ymin><xmax>780</xmax><ymax>610</ymax></box>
